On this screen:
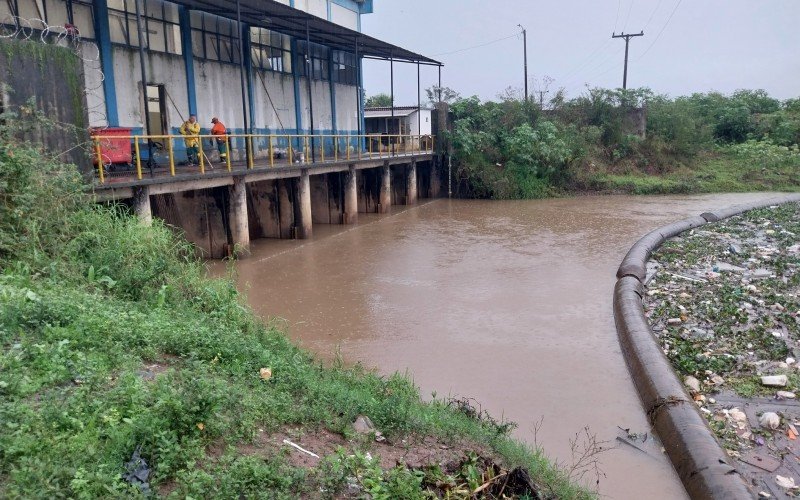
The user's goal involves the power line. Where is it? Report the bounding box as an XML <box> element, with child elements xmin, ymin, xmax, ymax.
<box><xmin>643</xmin><ymin>0</ymin><xmax>665</xmax><ymax>30</ymax></box>
<box><xmin>431</xmin><ymin>32</ymin><xmax>519</xmax><ymax>57</ymax></box>
<box><xmin>612</xmin><ymin>0</ymin><xmax>622</xmax><ymax>32</ymax></box>
<box><xmin>621</xmin><ymin>0</ymin><xmax>634</xmax><ymax>32</ymax></box>
<box><xmin>637</xmin><ymin>0</ymin><xmax>682</xmax><ymax>60</ymax></box>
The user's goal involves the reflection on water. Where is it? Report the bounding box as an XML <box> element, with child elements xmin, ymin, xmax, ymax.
<box><xmin>213</xmin><ymin>193</ymin><xmax>781</xmax><ymax>500</ymax></box>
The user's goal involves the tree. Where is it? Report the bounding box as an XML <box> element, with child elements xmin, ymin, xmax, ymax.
<box><xmin>425</xmin><ymin>86</ymin><xmax>460</xmax><ymax>105</ymax></box>
<box><xmin>364</xmin><ymin>93</ymin><xmax>392</xmax><ymax>108</ymax></box>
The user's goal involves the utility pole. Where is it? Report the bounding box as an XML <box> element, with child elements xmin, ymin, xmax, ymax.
<box><xmin>518</xmin><ymin>24</ymin><xmax>528</xmax><ymax>102</ymax></box>
<box><xmin>612</xmin><ymin>31</ymin><xmax>644</xmax><ymax>89</ymax></box>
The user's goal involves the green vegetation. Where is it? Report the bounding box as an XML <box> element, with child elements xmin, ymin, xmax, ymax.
<box><xmin>446</xmin><ymin>87</ymin><xmax>800</xmax><ymax>198</ymax></box>
<box><xmin>0</xmin><ymin>110</ymin><xmax>590</xmax><ymax>497</ymax></box>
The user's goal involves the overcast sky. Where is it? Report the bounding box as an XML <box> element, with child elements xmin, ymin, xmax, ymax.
<box><xmin>361</xmin><ymin>0</ymin><xmax>800</xmax><ymax>106</ymax></box>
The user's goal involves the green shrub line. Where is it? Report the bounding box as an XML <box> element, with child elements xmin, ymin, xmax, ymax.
<box><xmin>0</xmin><ymin>110</ymin><xmax>591</xmax><ymax>497</ymax></box>
<box><xmin>441</xmin><ymin>87</ymin><xmax>800</xmax><ymax>199</ymax></box>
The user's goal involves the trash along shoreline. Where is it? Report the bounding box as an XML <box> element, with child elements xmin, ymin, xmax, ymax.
<box><xmin>614</xmin><ymin>193</ymin><xmax>800</xmax><ymax>499</ymax></box>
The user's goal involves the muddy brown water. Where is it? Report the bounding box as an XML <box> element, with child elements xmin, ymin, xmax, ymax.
<box><xmin>212</xmin><ymin>193</ymin><xmax>782</xmax><ymax>499</ymax></box>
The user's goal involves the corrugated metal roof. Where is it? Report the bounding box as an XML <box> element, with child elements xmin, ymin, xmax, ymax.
<box><xmin>167</xmin><ymin>0</ymin><xmax>441</xmax><ymax>65</ymax></box>
<box><xmin>365</xmin><ymin>109</ymin><xmax>417</xmax><ymax>118</ymax></box>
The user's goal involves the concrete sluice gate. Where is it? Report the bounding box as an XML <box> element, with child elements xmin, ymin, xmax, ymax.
<box><xmin>135</xmin><ymin>160</ymin><xmax>440</xmax><ymax>258</ymax></box>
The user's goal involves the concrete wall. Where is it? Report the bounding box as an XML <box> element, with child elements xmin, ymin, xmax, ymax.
<box><xmin>334</xmin><ymin>82</ymin><xmax>359</xmax><ymax>133</ymax></box>
<box><xmin>247</xmin><ymin>179</ymin><xmax>294</xmax><ymax>239</ymax></box>
<box><xmin>151</xmin><ymin>188</ymin><xmax>230</xmax><ymax>258</ymax></box>
<box><xmin>297</xmin><ymin>77</ymin><xmax>333</xmax><ymax>132</ymax></box>
<box><xmin>357</xmin><ymin>168</ymin><xmax>380</xmax><ymax>213</ymax></box>
<box><xmin>0</xmin><ymin>38</ymin><xmax>90</xmax><ymax>169</ymax></box>
<box><xmin>113</xmin><ymin>48</ymin><xmax>189</xmax><ymax>131</ymax></box>
<box><xmin>194</xmin><ymin>58</ymin><xmax>245</xmax><ymax>131</ymax></box>
<box><xmin>251</xmin><ymin>70</ymin><xmax>297</xmax><ymax>133</ymax></box>
<box><xmin>310</xmin><ymin>173</ymin><xmax>343</xmax><ymax>224</ymax></box>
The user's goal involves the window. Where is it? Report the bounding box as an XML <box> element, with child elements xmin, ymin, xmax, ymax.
<box><xmin>190</xmin><ymin>11</ymin><xmax>241</xmax><ymax>64</ymax></box>
<box><xmin>332</xmin><ymin>50</ymin><xmax>357</xmax><ymax>85</ymax></box>
<box><xmin>296</xmin><ymin>40</ymin><xmax>328</xmax><ymax>81</ymax></box>
<box><xmin>250</xmin><ymin>27</ymin><xmax>291</xmax><ymax>73</ymax></box>
<box><xmin>2</xmin><ymin>0</ymin><xmax>94</xmax><ymax>39</ymax></box>
<box><xmin>107</xmin><ymin>0</ymin><xmax>181</xmax><ymax>54</ymax></box>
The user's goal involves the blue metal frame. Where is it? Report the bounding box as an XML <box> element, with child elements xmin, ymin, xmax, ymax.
<box><xmin>242</xmin><ymin>21</ymin><xmax>256</xmax><ymax>130</ymax></box>
<box><xmin>328</xmin><ymin>50</ymin><xmax>337</xmax><ymax>136</ymax></box>
<box><xmin>93</xmin><ymin>0</ymin><xmax>119</xmax><ymax>125</ymax></box>
<box><xmin>178</xmin><ymin>6</ymin><xmax>197</xmax><ymax>116</ymax></box>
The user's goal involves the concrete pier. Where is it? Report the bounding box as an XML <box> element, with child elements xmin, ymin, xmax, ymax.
<box><xmin>407</xmin><ymin>161</ymin><xmax>418</xmax><ymax>205</ymax></box>
<box><xmin>133</xmin><ymin>186</ymin><xmax>152</xmax><ymax>225</ymax></box>
<box><xmin>97</xmin><ymin>156</ymin><xmax>436</xmax><ymax>254</ymax></box>
<box><xmin>344</xmin><ymin>165</ymin><xmax>358</xmax><ymax>224</ymax></box>
<box><xmin>229</xmin><ymin>176</ymin><xmax>250</xmax><ymax>254</ymax></box>
<box><xmin>380</xmin><ymin>162</ymin><xmax>391</xmax><ymax>213</ymax></box>
<box><xmin>297</xmin><ymin>170</ymin><xmax>313</xmax><ymax>239</ymax></box>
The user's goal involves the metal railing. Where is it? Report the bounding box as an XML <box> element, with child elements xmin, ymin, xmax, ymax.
<box><xmin>91</xmin><ymin>133</ymin><xmax>435</xmax><ymax>184</ymax></box>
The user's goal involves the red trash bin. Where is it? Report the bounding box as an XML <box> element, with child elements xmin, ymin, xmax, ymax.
<box><xmin>91</xmin><ymin>127</ymin><xmax>133</xmax><ymax>167</ymax></box>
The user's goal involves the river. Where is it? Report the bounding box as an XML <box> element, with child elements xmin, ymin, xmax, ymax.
<box><xmin>213</xmin><ymin>193</ymin><xmax>780</xmax><ymax>499</ymax></box>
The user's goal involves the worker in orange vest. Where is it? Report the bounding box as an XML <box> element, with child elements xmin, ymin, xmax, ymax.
<box><xmin>210</xmin><ymin>117</ymin><xmax>228</xmax><ymax>164</ymax></box>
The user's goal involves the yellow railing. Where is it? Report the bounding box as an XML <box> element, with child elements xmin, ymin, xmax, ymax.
<box><xmin>91</xmin><ymin>133</ymin><xmax>435</xmax><ymax>184</ymax></box>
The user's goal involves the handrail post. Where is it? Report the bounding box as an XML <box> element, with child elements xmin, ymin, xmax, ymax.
<box><xmin>269</xmin><ymin>135</ymin><xmax>274</xmax><ymax>168</ymax></box>
<box><xmin>199</xmin><ymin>138</ymin><xmax>205</xmax><ymax>174</ymax></box>
<box><xmin>304</xmin><ymin>136</ymin><xmax>309</xmax><ymax>164</ymax></box>
<box><xmin>247</xmin><ymin>136</ymin><xmax>254</xmax><ymax>169</ymax></box>
<box><xmin>134</xmin><ymin>138</ymin><xmax>142</xmax><ymax>180</ymax></box>
<box><xmin>225</xmin><ymin>136</ymin><xmax>232</xmax><ymax>172</ymax></box>
<box><xmin>347</xmin><ymin>135</ymin><xmax>350</xmax><ymax>161</ymax></box>
<box><xmin>94</xmin><ymin>137</ymin><xmax>105</xmax><ymax>184</ymax></box>
<box><xmin>369</xmin><ymin>135</ymin><xmax>373</xmax><ymax>159</ymax></box>
<box><xmin>168</xmin><ymin>136</ymin><xmax>175</xmax><ymax>176</ymax></box>
<box><xmin>288</xmin><ymin>136</ymin><xmax>293</xmax><ymax>165</ymax></box>
<box><xmin>321</xmin><ymin>135</ymin><xmax>326</xmax><ymax>163</ymax></box>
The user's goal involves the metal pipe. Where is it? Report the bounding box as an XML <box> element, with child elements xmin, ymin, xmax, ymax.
<box><xmin>354</xmin><ymin>36</ymin><xmax>362</xmax><ymax>152</ymax></box>
<box><xmin>417</xmin><ymin>62</ymin><xmax>421</xmax><ymax>151</ymax></box>
<box><xmin>235</xmin><ymin>0</ymin><xmax>250</xmax><ymax>166</ymax></box>
<box><xmin>133</xmin><ymin>0</ymin><xmax>153</xmax><ymax>176</ymax></box>
<box><xmin>306</xmin><ymin>20</ymin><xmax>315</xmax><ymax>162</ymax></box>
<box><xmin>438</xmin><ymin>65</ymin><xmax>442</xmax><ymax>102</ymax></box>
<box><xmin>390</xmin><ymin>51</ymin><xmax>394</xmax><ymax>155</ymax></box>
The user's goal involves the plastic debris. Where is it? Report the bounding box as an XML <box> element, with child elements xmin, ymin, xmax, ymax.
<box><xmin>759</xmin><ymin>412</ymin><xmax>780</xmax><ymax>430</ymax></box>
<box><xmin>122</xmin><ymin>445</ymin><xmax>151</xmax><ymax>494</ymax></box>
<box><xmin>776</xmin><ymin>475</ymin><xmax>798</xmax><ymax>489</ymax></box>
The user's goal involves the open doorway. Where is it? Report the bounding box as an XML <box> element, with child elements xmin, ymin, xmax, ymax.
<box><xmin>145</xmin><ymin>84</ymin><xmax>168</xmax><ymax>136</ymax></box>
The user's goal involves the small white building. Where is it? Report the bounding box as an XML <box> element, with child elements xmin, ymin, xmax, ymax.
<box><xmin>365</xmin><ymin>106</ymin><xmax>432</xmax><ymax>136</ymax></box>
<box><xmin>364</xmin><ymin>106</ymin><xmax>432</xmax><ymax>151</ymax></box>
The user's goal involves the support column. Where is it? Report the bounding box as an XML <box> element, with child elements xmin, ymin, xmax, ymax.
<box><xmin>407</xmin><ymin>161</ymin><xmax>418</xmax><ymax>205</ymax></box>
<box><xmin>344</xmin><ymin>164</ymin><xmax>358</xmax><ymax>224</ymax></box>
<box><xmin>230</xmin><ymin>176</ymin><xmax>250</xmax><ymax>254</ymax></box>
<box><xmin>297</xmin><ymin>170</ymin><xmax>313</xmax><ymax>238</ymax></box>
<box><xmin>132</xmin><ymin>186</ymin><xmax>152</xmax><ymax>225</ymax></box>
<box><xmin>379</xmin><ymin>162</ymin><xmax>391</xmax><ymax>213</ymax></box>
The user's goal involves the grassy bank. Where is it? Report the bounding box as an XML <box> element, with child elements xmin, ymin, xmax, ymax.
<box><xmin>0</xmin><ymin>123</ymin><xmax>590</xmax><ymax>497</ymax></box>
<box><xmin>572</xmin><ymin>146</ymin><xmax>800</xmax><ymax>195</ymax></box>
